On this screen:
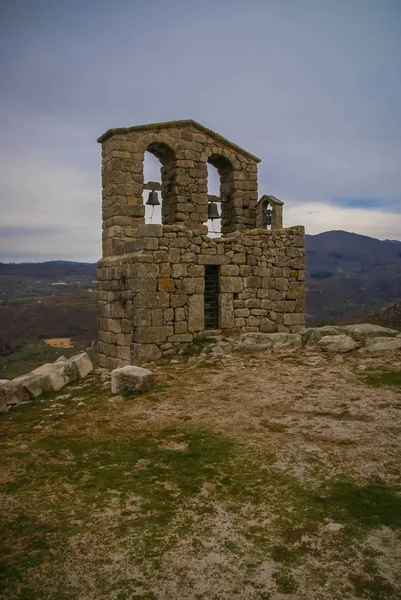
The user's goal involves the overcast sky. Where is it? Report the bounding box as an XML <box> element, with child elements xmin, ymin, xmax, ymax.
<box><xmin>0</xmin><ymin>0</ymin><xmax>400</xmax><ymax>262</ymax></box>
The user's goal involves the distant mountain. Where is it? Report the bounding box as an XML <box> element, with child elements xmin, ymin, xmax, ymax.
<box><xmin>306</xmin><ymin>230</ymin><xmax>401</xmax><ymax>324</ymax></box>
<box><xmin>0</xmin><ymin>261</ymin><xmax>97</xmax><ymax>278</ymax></box>
<box><xmin>360</xmin><ymin>299</ymin><xmax>401</xmax><ymax>331</ymax></box>
<box><xmin>1</xmin><ymin>230</ymin><xmax>401</xmax><ymax>325</ymax></box>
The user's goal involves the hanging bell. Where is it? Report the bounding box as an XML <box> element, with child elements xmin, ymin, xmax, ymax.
<box><xmin>146</xmin><ymin>190</ymin><xmax>160</xmax><ymax>206</ymax></box>
<box><xmin>208</xmin><ymin>201</ymin><xmax>220</xmax><ymax>220</ymax></box>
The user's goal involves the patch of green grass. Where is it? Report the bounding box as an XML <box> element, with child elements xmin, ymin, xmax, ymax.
<box><xmin>365</xmin><ymin>369</ymin><xmax>401</xmax><ymax>388</ymax></box>
<box><xmin>0</xmin><ymin>514</ymin><xmax>54</xmax><ymax>593</ymax></box>
<box><xmin>273</xmin><ymin>571</ymin><xmax>298</xmax><ymax>594</ymax></box>
<box><xmin>266</xmin><ymin>422</ymin><xmax>288</xmax><ymax>433</ymax></box>
<box><xmin>349</xmin><ymin>574</ymin><xmax>399</xmax><ymax>600</ymax></box>
<box><xmin>316</xmin><ymin>481</ymin><xmax>401</xmax><ymax>531</ymax></box>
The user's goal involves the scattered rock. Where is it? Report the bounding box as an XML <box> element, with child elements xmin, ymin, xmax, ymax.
<box><xmin>33</xmin><ymin>360</ymin><xmax>79</xmax><ymax>391</ymax></box>
<box><xmin>302</xmin><ymin>326</ymin><xmax>344</xmax><ymax>347</ymax></box>
<box><xmin>111</xmin><ymin>365</ymin><xmax>154</xmax><ymax>395</ymax></box>
<box><xmin>316</xmin><ymin>334</ymin><xmax>358</xmax><ymax>353</ymax></box>
<box><xmin>325</xmin><ymin>523</ymin><xmax>343</xmax><ymax>532</ymax></box>
<box><xmin>359</xmin><ymin>337</ymin><xmax>401</xmax><ymax>353</ymax></box>
<box><xmin>0</xmin><ymin>386</ymin><xmax>6</xmax><ymax>413</ymax></box>
<box><xmin>342</xmin><ymin>323</ymin><xmax>400</xmax><ymax>341</ymax></box>
<box><xmin>225</xmin><ymin>332</ymin><xmax>304</xmax><ymax>353</ymax></box>
<box><xmin>0</xmin><ymin>378</ymin><xmax>31</xmax><ymax>408</ymax></box>
<box><xmin>12</xmin><ymin>373</ymin><xmax>51</xmax><ymax>398</ymax></box>
<box><xmin>332</xmin><ymin>354</ymin><xmax>344</xmax><ymax>364</ymax></box>
<box><xmin>68</xmin><ymin>353</ymin><xmax>93</xmax><ymax>379</ymax></box>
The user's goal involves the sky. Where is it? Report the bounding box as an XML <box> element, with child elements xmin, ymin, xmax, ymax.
<box><xmin>0</xmin><ymin>0</ymin><xmax>400</xmax><ymax>262</ymax></box>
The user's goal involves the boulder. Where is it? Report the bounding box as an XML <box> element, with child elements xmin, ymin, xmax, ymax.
<box><xmin>33</xmin><ymin>360</ymin><xmax>79</xmax><ymax>391</ymax></box>
<box><xmin>111</xmin><ymin>365</ymin><xmax>154</xmax><ymax>395</ymax></box>
<box><xmin>0</xmin><ymin>384</ymin><xmax>7</xmax><ymax>412</ymax></box>
<box><xmin>268</xmin><ymin>333</ymin><xmax>302</xmax><ymax>352</ymax></box>
<box><xmin>0</xmin><ymin>378</ymin><xmax>30</xmax><ymax>407</ymax></box>
<box><xmin>12</xmin><ymin>373</ymin><xmax>51</xmax><ymax>398</ymax></box>
<box><xmin>359</xmin><ymin>337</ymin><xmax>401</xmax><ymax>353</ymax></box>
<box><xmin>316</xmin><ymin>334</ymin><xmax>358</xmax><ymax>353</ymax></box>
<box><xmin>301</xmin><ymin>326</ymin><xmax>344</xmax><ymax>347</ymax></box>
<box><xmin>225</xmin><ymin>332</ymin><xmax>302</xmax><ymax>353</ymax></box>
<box><xmin>68</xmin><ymin>353</ymin><xmax>93</xmax><ymax>379</ymax></box>
<box><xmin>226</xmin><ymin>333</ymin><xmax>274</xmax><ymax>352</ymax></box>
<box><xmin>342</xmin><ymin>323</ymin><xmax>400</xmax><ymax>341</ymax></box>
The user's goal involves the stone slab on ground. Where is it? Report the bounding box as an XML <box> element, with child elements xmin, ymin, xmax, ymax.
<box><xmin>68</xmin><ymin>353</ymin><xmax>93</xmax><ymax>379</ymax></box>
<box><xmin>33</xmin><ymin>360</ymin><xmax>79</xmax><ymax>391</ymax></box>
<box><xmin>111</xmin><ymin>365</ymin><xmax>154</xmax><ymax>395</ymax></box>
<box><xmin>359</xmin><ymin>337</ymin><xmax>401</xmax><ymax>353</ymax></box>
<box><xmin>342</xmin><ymin>323</ymin><xmax>400</xmax><ymax>341</ymax></box>
<box><xmin>0</xmin><ymin>378</ymin><xmax>31</xmax><ymax>408</ymax></box>
<box><xmin>316</xmin><ymin>334</ymin><xmax>358</xmax><ymax>353</ymax></box>
<box><xmin>12</xmin><ymin>373</ymin><xmax>52</xmax><ymax>398</ymax></box>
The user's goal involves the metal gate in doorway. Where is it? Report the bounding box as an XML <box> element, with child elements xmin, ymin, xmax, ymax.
<box><xmin>204</xmin><ymin>265</ymin><xmax>219</xmax><ymax>330</ymax></box>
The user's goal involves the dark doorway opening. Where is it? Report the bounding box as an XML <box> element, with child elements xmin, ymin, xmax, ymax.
<box><xmin>204</xmin><ymin>265</ymin><xmax>219</xmax><ymax>330</ymax></box>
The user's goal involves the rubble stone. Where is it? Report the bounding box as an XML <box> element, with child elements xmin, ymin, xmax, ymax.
<box><xmin>111</xmin><ymin>365</ymin><xmax>154</xmax><ymax>394</ymax></box>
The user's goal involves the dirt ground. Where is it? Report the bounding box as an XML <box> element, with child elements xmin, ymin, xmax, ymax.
<box><xmin>1</xmin><ymin>346</ymin><xmax>401</xmax><ymax>599</ymax></box>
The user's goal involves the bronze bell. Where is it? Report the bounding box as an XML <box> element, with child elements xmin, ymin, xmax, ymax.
<box><xmin>208</xmin><ymin>201</ymin><xmax>220</xmax><ymax>220</ymax></box>
<box><xmin>146</xmin><ymin>190</ymin><xmax>160</xmax><ymax>206</ymax></box>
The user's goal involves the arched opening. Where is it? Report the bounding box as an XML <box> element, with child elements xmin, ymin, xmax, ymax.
<box><xmin>206</xmin><ymin>154</ymin><xmax>234</xmax><ymax>237</ymax></box>
<box><xmin>143</xmin><ymin>142</ymin><xmax>176</xmax><ymax>225</ymax></box>
<box><xmin>206</xmin><ymin>162</ymin><xmax>221</xmax><ymax>237</ymax></box>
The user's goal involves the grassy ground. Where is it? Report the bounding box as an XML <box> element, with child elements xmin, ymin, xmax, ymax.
<box><xmin>1</xmin><ymin>348</ymin><xmax>401</xmax><ymax>599</ymax></box>
<box><xmin>0</xmin><ymin>341</ymin><xmax>95</xmax><ymax>379</ymax></box>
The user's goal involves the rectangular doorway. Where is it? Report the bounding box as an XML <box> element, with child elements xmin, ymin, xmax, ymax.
<box><xmin>204</xmin><ymin>265</ymin><xmax>219</xmax><ymax>330</ymax></box>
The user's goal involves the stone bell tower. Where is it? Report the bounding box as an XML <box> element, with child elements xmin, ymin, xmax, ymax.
<box><xmin>96</xmin><ymin>120</ymin><xmax>305</xmax><ymax>369</ymax></box>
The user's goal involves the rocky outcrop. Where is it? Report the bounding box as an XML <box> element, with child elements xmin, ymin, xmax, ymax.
<box><xmin>202</xmin><ymin>323</ymin><xmax>401</xmax><ymax>356</ymax></box>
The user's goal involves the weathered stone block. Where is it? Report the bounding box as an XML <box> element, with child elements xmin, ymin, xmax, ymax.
<box><xmin>220</xmin><ymin>277</ymin><xmax>243</xmax><ymax>293</ymax></box>
<box><xmin>174</xmin><ymin>321</ymin><xmax>188</xmax><ymax>334</ymax></box>
<box><xmin>158</xmin><ymin>278</ymin><xmax>175</xmax><ymax>292</ymax></box>
<box><xmin>135</xmin><ymin>292</ymin><xmax>169</xmax><ymax>309</ymax></box>
<box><xmin>134</xmin><ymin>326</ymin><xmax>173</xmax><ymax>344</ymax></box>
<box><xmin>282</xmin><ymin>313</ymin><xmax>305</xmax><ymax>326</ymax></box>
<box><xmin>67</xmin><ymin>353</ymin><xmax>93</xmax><ymax>379</ymax></box>
<box><xmin>167</xmin><ymin>334</ymin><xmax>193</xmax><ymax>343</ymax></box>
<box><xmin>171</xmin><ymin>263</ymin><xmax>188</xmax><ymax>278</ymax></box>
<box><xmin>183</xmin><ymin>278</ymin><xmax>204</xmax><ymax>294</ymax></box>
<box><xmin>220</xmin><ymin>293</ymin><xmax>234</xmax><ymax>328</ymax></box>
<box><xmin>220</xmin><ymin>265</ymin><xmax>240</xmax><ymax>276</ymax></box>
<box><xmin>132</xmin><ymin>343</ymin><xmax>162</xmax><ymax>364</ymax></box>
<box><xmin>111</xmin><ymin>365</ymin><xmax>154</xmax><ymax>394</ymax></box>
<box><xmin>33</xmin><ymin>360</ymin><xmax>79</xmax><ymax>392</ymax></box>
<box><xmin>188</xmin><ymin>294</ymin><xmax>204</xmax><ymax>331</ymax></box>
<box><xmin>136</xmin><ymin>224</ymin><xmax>163</xmax><ymax>238</ymax></box>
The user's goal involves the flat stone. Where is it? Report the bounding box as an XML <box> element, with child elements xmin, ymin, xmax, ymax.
<box><xmin>317</xmin><ymin>334</ymin><xmax>358</xmax><ymax>353</ymax></box>
<box><xmin>111</xmin><ymin>365</ymin><xmax>154</xmax><ymax>394</ymax></box>
<box><xmin>343</xmin><ymin>323</ymin><xmax>400</xmax><ymax>341</ymax></box>
<box><xmin>359</xmin><ymin>337</ymin><xmax>401</xmax><ymax>353</ymax></box>
<box><xmin>302</xmin><ymin>326</ymin><xmax>344</xmax><ymax>347</ymax></box>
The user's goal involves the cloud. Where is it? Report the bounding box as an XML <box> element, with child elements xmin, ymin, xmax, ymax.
<box><xmin>0</xmin><ymin>0</ymin><xmax>400</xmax><ymax>261</ymax></box>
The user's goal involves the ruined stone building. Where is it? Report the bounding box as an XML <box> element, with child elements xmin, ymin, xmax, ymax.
<box><xmin>96</xmin><ymin>120</ymin><xmax>305</xmax><ymax>369</ymax></box>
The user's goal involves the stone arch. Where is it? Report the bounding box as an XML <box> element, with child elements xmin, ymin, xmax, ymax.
<box><xmin>207</xmin><ymin>153</ymin><xmax>235</xmax><ymax>235</ymax></box>
<box><xmin>256</xmin><ymin>195</ymin><xmax>284</xmax><ymax>230</ymax></box>
<box><xmin>145</xmin><ymin>141</ymin><xmax>178</xmax><ymax>225</ymax></box>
